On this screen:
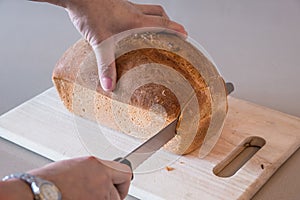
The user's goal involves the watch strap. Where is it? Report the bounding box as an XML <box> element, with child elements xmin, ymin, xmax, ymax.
<box><xmin>3</xmin><ymin>172</ymin><xmax>35</xmax><ymax>184</ymax></box>
<box><xmin>2</xmin><ymin>173</ymin><xmax>61</xmax><ymax>200</ymax></box>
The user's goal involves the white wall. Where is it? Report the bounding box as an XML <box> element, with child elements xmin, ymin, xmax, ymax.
<box><xmin>0</xmin><ymin>0</ymin><xmax>80</xmax><ymax>115</ymax></box>
<box><xmin>1</xmin><ymin>0</ymin><xmax>300</xmax><ymax>117</ymax></box>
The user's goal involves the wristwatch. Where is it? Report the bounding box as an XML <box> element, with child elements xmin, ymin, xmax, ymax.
<box><xmin>2</xmin><ymin>173</ymin><xmax>62</xmax><ymax>200</ymax></box>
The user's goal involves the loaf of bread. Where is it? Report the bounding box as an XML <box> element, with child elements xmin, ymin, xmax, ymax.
<box><xmin>53</xmin><ymin>32</ymin><xmax>227</xmax><ymax>155</ymax></box>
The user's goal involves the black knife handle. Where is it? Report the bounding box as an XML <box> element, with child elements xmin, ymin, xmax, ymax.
<box><xmin>114</xmin><ymin>157</ymin><xmax>133</xmax><ymax>180</ymax></box>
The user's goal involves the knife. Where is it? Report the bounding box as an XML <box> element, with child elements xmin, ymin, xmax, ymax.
<box><xmin>114</xmin><ymin>118</ymin><xmax>179</xmax><ymax>177</ymax></box>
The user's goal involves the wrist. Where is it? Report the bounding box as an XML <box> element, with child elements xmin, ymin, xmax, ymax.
<box><xmin>2</xmin><ymin>173</ymin><xmax>62</xmax><ymax>200</ymax></box>
<box><xmin>0</xmin><ymin>179</ymin><xmax>33</xmax><ymax>200</ymax></box>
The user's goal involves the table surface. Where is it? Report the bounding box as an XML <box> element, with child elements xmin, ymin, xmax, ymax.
<box><xmin>0</xmin><ymin>90</ymin><xmax>300</xmax><ymax>199</ymax></box>
<box><xmin>0</xmin><ymin>137</ymin><xmax>299</xmax><ymax>200</ymax></box>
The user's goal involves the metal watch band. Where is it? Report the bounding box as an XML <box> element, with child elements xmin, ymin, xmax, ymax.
<box><xmin>2</xmin><ymin>173</ymin><xmax>39</xmax><ymax>200</ymax></box>
<box><xmin>2</xmin><ymin>173</ymin><xmax>61</xmax><ymax>200</ymax></box>
<box><xmin>2</xmin><ymin>172</ymin><xmax>35</xmax><ymax>184</ymax></box>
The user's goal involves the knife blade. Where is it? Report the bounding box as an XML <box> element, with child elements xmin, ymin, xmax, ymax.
<box><xmin>114</xmin><ymin>118</ymin><xmax>178</xmax><ymax>173</ymax></box>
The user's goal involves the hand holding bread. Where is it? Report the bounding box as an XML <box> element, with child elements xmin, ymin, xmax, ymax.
<box><xmin>65</xmin><ymin>0</ymin><xmax>187</xmax><ymax>91</ymax></box>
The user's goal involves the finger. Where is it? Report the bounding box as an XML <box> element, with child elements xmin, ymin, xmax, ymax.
<box><xmin>110</xmin><ymin>184</ymin><xmax>122</xmax><ymax>200</ymax></box>
<box><xmin>93</xmin><ymin>41</ymin><xmax>117</xmax><ymax>92</ymax></box>
<box><xmin>101</xmin><ymin>160</ymin><xmax>132</xmax><ymax>199</ymax></box>
<box><xmin>114</xmin><ymin>180</ymin><xmax>130</xmax><ymax>200</ymax></box>
<box><xmin>143</xmin><ymin>15</ymin><xmax>188</xmax><ymax>37</ymax></box>
<box><xmin>134</xmin><ymin>4</ymin><xmax>170</xmax><ymax>19</ymax></box>
<box><xmin>112</xmin><ymin>168</ymin><xmax>131</xmax><ymax>199</ymax></box>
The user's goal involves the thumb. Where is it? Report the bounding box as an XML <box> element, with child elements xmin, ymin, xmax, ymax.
<box><xmin>93</xmin><ymin>41</ymin><xmax>117</xmax><ymax>92</ymax></box>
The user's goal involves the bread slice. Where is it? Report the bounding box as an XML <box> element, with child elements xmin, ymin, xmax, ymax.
<box><xmin>53</xmin><ymin>32</ymin><xmax>226</xmax><ymax>154</ymax></box>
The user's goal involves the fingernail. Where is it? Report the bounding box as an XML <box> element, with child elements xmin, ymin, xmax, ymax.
<box><xmin>101</xmin><ymin>77</ymin><xmax>112</xmax><ymax>91</ymax></box>
<box><xmin>184</xmin><ymin>30</ymin><xmax>188</xmax><ymax>37</ymax></box>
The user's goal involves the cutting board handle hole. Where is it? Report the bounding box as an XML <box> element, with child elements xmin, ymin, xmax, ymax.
<box><xmin>213</xmin><ymin>136</ymin><xmax>266</xmax><ymax>177</ymax></box>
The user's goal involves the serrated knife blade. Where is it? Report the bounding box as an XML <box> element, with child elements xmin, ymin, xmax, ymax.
<box><xmin>114</xmin><ymin>118</ymin><xmax>178</xmax><ymax>171</ymax></box>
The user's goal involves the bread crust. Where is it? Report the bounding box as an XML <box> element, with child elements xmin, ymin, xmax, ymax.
<box><xmin>53</xmin><ymin>32</ymin><xmax>226</xmax><ymax>154</ymax></box>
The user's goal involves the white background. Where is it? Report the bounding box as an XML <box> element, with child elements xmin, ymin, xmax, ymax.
<box><xmin>1</xmin><ymin>0</ymin><xmax>300</xmax><ymax>117</ymax></box>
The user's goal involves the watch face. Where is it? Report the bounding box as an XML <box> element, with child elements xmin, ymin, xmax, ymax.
<box><xmin>40</xmin><ymin>182</ymin><xmax>61</xmax><ymax>200</ymax></box>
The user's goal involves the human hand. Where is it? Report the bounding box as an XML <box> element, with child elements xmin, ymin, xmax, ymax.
<box><xmin>28</xmin><ymin>156</ymin><xmax>132</xmax><ymax>200</ymax></box>
<box><xmin>64</xmin><ymin>0</ymin><xmax>187</xmax><ymax>91</ymax></box>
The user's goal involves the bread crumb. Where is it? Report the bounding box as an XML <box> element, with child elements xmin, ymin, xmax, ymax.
<box><xmin>180</xmin><ymin>161</ymin><xmax>185</xmax><ymax>164</ymax></box>
<box><xmin>166</xmin><ymin>166</ymin><xmax>175</xmax><ymax>171</ymax></box>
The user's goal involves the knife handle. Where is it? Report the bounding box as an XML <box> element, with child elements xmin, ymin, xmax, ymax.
<box><xmin>114</xmin><ymin>157</ymin><xmax>134</xmax><ymax>180</ymax></box>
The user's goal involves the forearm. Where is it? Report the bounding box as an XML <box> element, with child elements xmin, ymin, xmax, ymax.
<box><xmin>0</xmin><ymin>179</ymin><xmax>33</xmax><ymax>200</ymax></box>
<box><xmin>29</xmin><ymin>0</ymin><xmax>67</xmax><ymax>8</ymax></box>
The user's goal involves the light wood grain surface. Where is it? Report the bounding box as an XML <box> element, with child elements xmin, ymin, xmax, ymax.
<box><xmin>0</xmin><ymin>88</ymin><xmax>299</xmax><ymax>199</ymax></box>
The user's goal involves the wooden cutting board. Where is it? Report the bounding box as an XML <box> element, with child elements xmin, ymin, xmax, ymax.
<box><xmin>0</xmin><ymin>88</ymin><xmax>299</xmax><ymax>199</ymax></box>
